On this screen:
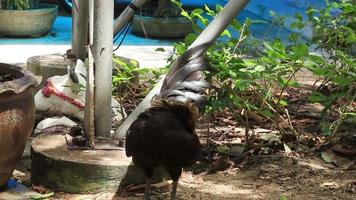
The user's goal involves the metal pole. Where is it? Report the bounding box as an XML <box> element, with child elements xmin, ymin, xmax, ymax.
<box><xmin>71</xmin><ymin>0</ymin><xmax>89</xmax><ymax>59</ymax></box>
<box><xmin>113</xmin><ymin>0</ymin><xmax>147</xmax><ymax>36</ymax></box>
<box><xmin>93</xmin><ymin>0</ymin><xmax>114</xmax><ymax>137</ymax></box>
<box><xmin>113</xmin><ymin>0</ymin><xmax>250</xmax><ymax>139</ymax></box>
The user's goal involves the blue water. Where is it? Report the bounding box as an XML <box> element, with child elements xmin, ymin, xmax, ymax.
<box><xmin>0</xmin><ymin>0</ymin><xmax>328</xmax><ymax>45</ymax></box>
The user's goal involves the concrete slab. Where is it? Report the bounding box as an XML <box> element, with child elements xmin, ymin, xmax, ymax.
<box><xmin>31</xmin><ymin>132</ymin><xmax>131</xmax><ymax>193</ymax></box>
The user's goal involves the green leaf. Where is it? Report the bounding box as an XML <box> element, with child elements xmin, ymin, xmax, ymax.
<box><xmin>344</xmin><ymin>112</ymin><xmax>356</xmax><ymax>116</ymax></box>
<box><xmin>235</xmin><ymin>80</ymin><xmax>250</xmax><ymax>91</ymax></box>
<box><xmin>295</xmin><ymin>13</ymin><xmax>303</xmax><ymax>21</ymax></box>
<box><xmin>292</xmin><ymin>44</ymin><xmax>309</xmax><ymax>58</ymax></box>
<box><xmin>320</xmin><ymin>122</ymin><xmax>332</xmax><ymax>136</ymax></box>
<box><xmin>284</xmin><ymin>79</ymin><xmax>300</xmax><ymax>87</ymax></box>
<box><xmin>230</xmin><ymin>19</ymin><xmax>242</xmax><ymax>30</ymax></box>
<box><xmin>170</xmin><ymin>0</ymin><xmax>182</xmax><ymax>7</ymax></box>
<box><xmin>155</xmin><ymin>47</ymin><xmax>165</xmax><ymax>52</ymax></box>
<box><xmin>290</xmin><ymin>21</ymin><xmax>304</xmax><ymax>30</ymax></box>
<box><xmin>245</xmin><ymin>18</ymin><xmax>252</xmax><ymax>27</ymax></box>
<box><xmin>283</xmin><ymin>143</ymin><xmax>292</xmax><ymax>154</ymax></box>
<box><xmin>280</xmin><ymin>195</ymin><xmax>288</xmax><ymax>200</ymax></box>
<box><xmin>278</xmin><ymin>100</ymin><xmax>288</xmax><ymax>106</ymax></box>
<box><xmin>288</xmin><ymin>33</ymin><xmax>299</xmax><ymax>42</ymax></box>
<box><xmin>308</xmin><ymin>92</ymin><xmax>328</xmax><ymax>103</ymax></box>
<box><xmin>181</xmin><ymin>10</ymin><xmax>190</xmax><ymax>19</ymax></box>
<box><xmin>204</xmin><ymin>4</ymin><xmax>213</xmax><ymax>14</ymax></box>
<box><xmin>333</xmin><ymin>76</ymin><xmax>352</xmax><ymax>87</ymax></box>
<box><xmin>321</xmin><ymin>152</ymin><xmax>333</xmax><ymax>163</ymax></box>
<box><xmin>184</xmin><ymin>33</ymin><xmax>198</xmax><ymax>46</ymax></box>
<box><xmin>191</xmin><ymin>8</ymin><xmax>204</xmax><ymax>15</ymax></box>
<box><xmin>221</xmin><ymin>29</ymin><xmax>232</xmax><ymax>38</ymax></box>
<box><xmin>31</xmin><ymin>192</ymin><xmax>54</xmax><ymax>200</ymax></box>
<box><xmin>260</xmin><ymin>110</ymin><xmax>273</xmax><ymax>118</ymax></box>
<box><xmin>255</xmin><ymin>65</ymin><xmax>265</xmax><ymax>72</ymax></box>
<box><xmin>174</xmin><ymin>43</ymin><xmax>187</xmax><ymax>55</ymax></box>
<box><xmin>215</xmin><ymin>4</ymin><xmax>224</xmax><ymax>13</ymax></box>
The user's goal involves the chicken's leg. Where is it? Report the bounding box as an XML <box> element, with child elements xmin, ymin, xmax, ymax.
<box><xmin>144</xmin><ymin>178</ymin><xmax>152</xmax><ymax>200</ymax></box>
<box><xmin>171</xmin><ymin>180</ymin><xmax>178</xmax><ymax>200</ymax></box>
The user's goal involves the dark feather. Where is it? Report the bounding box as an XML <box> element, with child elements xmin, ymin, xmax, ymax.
<box><xmin>126</xmin><ymin>100</ymin><xmax>200</xmax><ymax>170</ymax></box>
<box><xmin>162</xmin><ymin>80</ymin><xmax>211</xmax><ymax>96</ymax></box>
<box><xmin>159</xmin><ymin>42</ymin><xmax>213</xmax><ymax>105</ymax></box>
<box><xmin>125</xmin><ymin>43</ymin><xmax>212</xmax><ymax>199</ymax></box>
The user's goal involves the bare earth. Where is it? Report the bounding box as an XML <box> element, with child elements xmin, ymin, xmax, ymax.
<box><xmin>8</xmin><ymin>147</ymin><xmax>356</xmax><ymax>200</ymax></box>
<box><xmin>2</xmin><ymin>68</ymin><xmax>355</xmax><ymax>200</ymax></box>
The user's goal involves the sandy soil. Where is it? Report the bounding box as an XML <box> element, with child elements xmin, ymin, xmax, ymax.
<box><xmin>8</xmin><ymin>149</ymin><xmax>355</xmax><ymax>200</ymax></box>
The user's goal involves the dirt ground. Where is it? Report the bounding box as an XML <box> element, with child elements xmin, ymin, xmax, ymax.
<box><xmin>3</xmin><ymin>68</ymin><xmax>355</xmax><ymax>200</ymax></box>
<box><xmin>7</xmin><ymin>139</ymin><xmax>355</xmax><ymax>200</ymax></box>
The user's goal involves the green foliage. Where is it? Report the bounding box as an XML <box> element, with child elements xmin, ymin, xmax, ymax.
<box><xmin>279</xmin><ymin>195</ymin><xmax>289</xmax><ymax>200</ymax></box>
<box><xmin>173</xmin><ymin>1</ymin><xmax>355</xmax><ymax>135</ymax></box>
<box><xmin>138</xmin><ymin>0</ymin><xmax>181</xmax><ymax>18</ymax></box>
<box><xmin>302</xmin><ymin>0</ymin><xmax>356</xmax><ymax>134</ymax></box>
<box><xmin>1</xmin><ymin>0</ymin><xmax>39</xmax><ymax>10</ymax></box>
<box><xmin>112</xmin><ymin>56</ymin><xmax>165</xmax><ymax>96</ymax></box>
<box><xmin>63</xmin><ymin>83</ymin><xmax>86</xmax><ymax>95</ymax></box>
<box><xmin>173</xmin><ymin>5</ymin><xmax>305</xmax><ymax>133</ymax></box>
<box><xmin>216</xmin><ymin>145</ymin><xmax>230</xmax><ymax>156</ymax></box>
<box><xmin>30</xmin><ymin>192</ymin><xmax>54</xmax><ymax>200</ymax></box>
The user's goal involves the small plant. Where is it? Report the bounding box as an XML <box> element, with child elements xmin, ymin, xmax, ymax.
<box><xmin>112</xmin><ymin>55</ymin><xmax>165</xmax><ymax>96</ymax></box>
<box><xmin>216</xmin><ymin>145</ymin><xmax>230</xmax><ymax>156</ymax></box>
<box><xmin>63</xmin><ymin>83</ymin><xmax>86</xmax><ymax>95</ymax></box>
<box><xmin>112</xmin><ymin>56</ymin><xmax>165</xmax><ymax>114</ymax></box>
<box><xmin>302</xmin><ymin>0</ymin><xmax>356</xmax><ymax>135</ymax></box>
<box><xmin>0</xmin><ymin>0</ymin><xmax>40</xmax><ymax>10</ymax></box>
<box><xmin>138</xmin><ymin>0</ymin><xmax>181</xmax><ymax>18</ymax></box>
<box><xmin>174</xmin><ymin>5</ymin><xmax>305</xmax><ymax>136</ymax></box>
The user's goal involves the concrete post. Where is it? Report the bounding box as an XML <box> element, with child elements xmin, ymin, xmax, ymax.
<box><xmin>71</xmin><ymin>0</ymin><xmax>89</xmax><ymax>60</ymax></box>
<box><xmin>92</xmin><ymin>0</ymin><xmax>114</xmax><ymax>137</ymax></box>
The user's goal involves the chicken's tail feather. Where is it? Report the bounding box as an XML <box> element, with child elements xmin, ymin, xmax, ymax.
<box><xmin>159</xmin><ymin>42</ymin><xmax>213</xmax><ymax>106</ymax></box>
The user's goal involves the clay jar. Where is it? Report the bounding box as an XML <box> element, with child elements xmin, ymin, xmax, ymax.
<box><xmin>0</xmin><ymin>63</ymin><xmax>37</xmax><ymax>186</ymax></box>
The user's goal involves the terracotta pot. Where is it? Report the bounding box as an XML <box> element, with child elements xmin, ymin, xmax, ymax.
<box><xmin>0</xmin><ymin>63</ymin><xmax>37</xmax><ymax>186</ymax></box>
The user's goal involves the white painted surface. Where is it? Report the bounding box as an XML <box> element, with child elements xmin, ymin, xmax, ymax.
<box><xmin>0</xmin><ymin>44</ymin><xmax>174</xmax><ymax>68</ymax></box>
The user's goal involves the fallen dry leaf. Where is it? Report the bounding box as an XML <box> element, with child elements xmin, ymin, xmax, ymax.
<box><xmin>319</xmin><ymin>182</ymin><xmax>339</xmax><ymax>189</ymax></box>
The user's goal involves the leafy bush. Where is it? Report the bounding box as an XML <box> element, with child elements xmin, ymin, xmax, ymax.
<box><xmin>173</xmin><ymin>1</ymin><xmax>355</xmax><ymax>136</ymax></box>
<box><xmin>303</xmin><ymin>0</ymin><xmax>356</xmax><ymax>134</ymax></box>
<box><xmin>1</xmin><ymin>0</ymin><xmax>40</xmax><ymax>10</ymax></box>
<box><xmin>138</xmin><ymin>0</ymin><xmax>181</xmax><ymax>18</ymax></box>
<box><xmin>112</xmin><ymin>55</ymin><xmax>165</xmax><ymax>96</ymax></box>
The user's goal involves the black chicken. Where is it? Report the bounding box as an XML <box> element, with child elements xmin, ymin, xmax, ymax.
<box><xmin>125</xmin><ymin>43</ymin><xmax>212</xmax><ymax>200</ymax></box>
